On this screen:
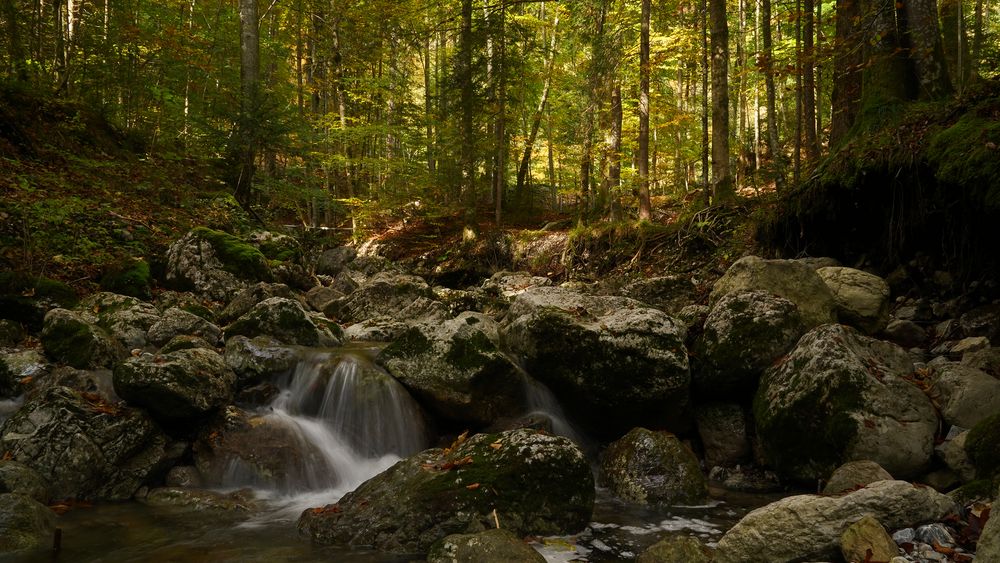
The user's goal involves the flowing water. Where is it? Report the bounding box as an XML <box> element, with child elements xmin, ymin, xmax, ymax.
<box><xmin>12</xmin><ymin>345</ymin><xmax>779</xmax><ymax>562</ymax></box>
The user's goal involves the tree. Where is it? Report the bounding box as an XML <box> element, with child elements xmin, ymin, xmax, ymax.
<box><xmin>638</xmin><ymin>0</ymin><xmax>652</xmax><ymax>220</ymax></box>
<box><xmin>710</xmin><ymin>0</ymin><xmax>733</xmax><ymax>201</ymax></box>
<box><xmin>830</xmin><ymin>0</ymin><xmax>862</xmax><ymax>145</ymax></box>
<box><xmin>516</xmin><ymin>11</ymin><xmax>560</xmax><ymax>198</ymax></box>
<box><xmin>906</xmin><ymin>0</ymin><xmax>953</xmax><ymax>98</ymax></box>
<box><xmin>234</xmin><ymin>0</ymin><xmax>260</xmax><ymax>209</ymax></box>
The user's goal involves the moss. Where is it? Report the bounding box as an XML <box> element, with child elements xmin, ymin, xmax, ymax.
<box><xmin>379</xmin><ymin>328</ymin><xmax>433</xmax><ymax>362</ymax></box>
<box><xmin>444</xmin><ymin>332</ymin><xmax>495</xmax><ymax>372</ymax></box>
<box><xmin>926</xmin><ymin>111</ymin><xmax>1000</xmax><ymax>210</ymax></box>
<box><xmin>192</xmin><ymin>227</ymin><xmax>271</xmax><ymax>281</ymax></box>
<box><xmin>180</xmin><ymin>304</ymin><xmax>216</xmax><ymax>322</ymax></box>
<box><xmin>948</xmin><ymin>479</ymin><xmax>998</xmax><ymax>505</ymax></box>
<box><xmin>99</xmin><ymin>258</ymin><xmax>152</xmax><ymax>300</ymax></box>
<box><xmin>966</xmin><ymin>411</ymin><xmax>1000</xmax><ymax>479</ymax></box>
<box><xmin>41</xmin><ymin>316</ymin><xmax>97</xmax><ymax>369</ymax></box>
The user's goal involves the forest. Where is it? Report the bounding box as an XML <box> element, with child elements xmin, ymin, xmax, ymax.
<box><xmin>1</xmin><ymin>0</ymin><xmax>1000</xmax><ymax>561</ymax></box>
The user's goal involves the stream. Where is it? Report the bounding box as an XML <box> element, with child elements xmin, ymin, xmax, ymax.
<box><xmin>3</xmin><ymin>346</ymin><xmax>783</xmax><ymax>562</ymax></box>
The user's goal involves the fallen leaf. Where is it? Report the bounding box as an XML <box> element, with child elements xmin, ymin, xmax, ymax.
<box><xmin>466</xmin><ymin>483</ymin><xmax>480</xmax><ymax>490</ymax></box>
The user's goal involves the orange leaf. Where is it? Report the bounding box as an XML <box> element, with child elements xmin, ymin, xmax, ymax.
<box><xmin>466</xmin><ymin>483</ymin><xmax>480</xmax><ymax>490</ymax></box>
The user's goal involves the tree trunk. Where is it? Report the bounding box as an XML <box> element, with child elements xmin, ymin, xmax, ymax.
<box><xmin>609</xmin><ymin>85</ymin><xmax>623</xmax><ymax>220</ymax></box>
<box><xmin>701</xmin><ymin>0</ymin><xmax>710</xmax><ymax>206</ymax></box>
<box><xmin>638</xmin><ymin>0</ymin><xmax>652</xmax><ymax>220</ymax></box>
<box><xmin>859</xmin><ymin>0</ymin><xmax>912</xmax><ymax>115</ymax></box>
<box><xmin>794</xmin><ymin>0</ymin><xmax>802</xmax><ymax>186</ymax></box>
<box><xmin>2</xmin><ymin>0</ymin><xmax>28</xmax><ymax>82</ymax></box>
<box><xmin>906</xmin><ymin>0</ymin><xmax>953</xmax><ymax>98</ymax></box>
<box><xmin>710</xmin><ymin>0</ymin><xmax>733</xmax><ymax>201</ymax></box>
<box><xmin>516</xmin><ymin>13</ymin><xmax>559</xmax><ymax>197</ymax></box>
<box><xmin>762</xmin><ymin>0</ymin><xmax>784</xmax><ymax>189</ymax></box>
<box><xmin>235</xmin><ymin>0</ymin><xmax>259</xmax><ymax>208</ymax></box>
<box><xmin>803</xmin><ymin>0</ymin><xmax>819</xmax><ymax>158</ymax></box>
<box><xmin>971</xmin><ymin>0</ymin><xmax>983</xmax><ymax>79</ymax></box>
<box><xmin>494</xmin><ymin>0</ymin><xmax>507</xmax><ymax>226</ymax></box>
<box><xmin>460</xmin><ymin>0</ymin><xmax>476</xmax><ymax>228</ymax></box>
<box><xmin>939</xmin><ymin>0</ymin><xmax>968</xmax><ymax>90</ymax></box>
<box><xmin>830</xmin><ymin>0</ymin><xmax>862</xmax><ymax>144</ymax></box>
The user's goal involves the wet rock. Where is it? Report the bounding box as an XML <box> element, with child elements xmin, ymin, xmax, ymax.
<box><xmin>696</xmin><ymin>403</ymin><xmax>751</xmax><ymax>468</ymax></box>
<box><xmin>636</xmin><ymin>535</ymin><xmax>712</xmax><ymax>563</ymax></box>
<box><xmin>40</xmin><ymin>308</ymin><xmax>124</xmax><ymax>369</ymax></box>
<box><xmin>147</xmin><ymin>307</ymin><xmax>222</xmax><ymax>347</ymax></box>
<box><xmin>377</xmin><ymin>313</ymin><xmax>525</xmax><ymax>426</ymax></box>
<box><xmin>927</xmin><ymin>363</ymin><xmax>1000</xmax><ymax>428</ymax></box>
<box><xmin>218</xmin><ymin>282</ymin><xmax>297</xmax><ymax>325</ymax></box>
<box><xmin>965</xmin><ymin>412</ymin><xmax>1000</xmax><ymax>478</ymax></box>
<box><xmin>78</xmin><ymin>292</ymin><xmax>162</xmax><ymax>349</ymax></box>
<box><xmin>315</xmin><ymin>246</ymin><xmax>357</xmax><ymax>276</ymax></box>
<box><xmin>708</xmin><ymin>465</ymin><xmax>782</xmax><ymax>493</ymax></box>
<box><xmin>501</xmin><ymin>287</ymin><xmax>689</xmax><ymax>437</ymax></box>
<box><xmin>342</xmin><ymin>317</ymin><xmax>410</xmax><ymax>342</ymax></box>
<box><xmin>225</xmin><ymin>297</ymin><xmax>341</xmax><ymax>347</ymax></box>
<box><xmin>34</xmin><ymin>366</ymin><xmax>117</xmax><ymax>402</ymax></box>
<box><xmin>816</xmin><ymin>266</ymin><xmax>891</xmax><ymax>334</ymax></box>
<box><xmin>600</xmin><ymin>427</ymin><xmax>707</xmax><ymax>505</ymax></box>
<box><xmin>224</xmin><ymin>335</ymin><xmax>298</xmax><ymax>387</ymax></box>
<box><xmin>823</xmin><ymin>460</ymin><xmax>893</xmax><ymax>495</ymax></box>
<box><xmin>694</xmin><ymin>290</ymin><xmax>806</xmax><ymax>397</ymax></box>
<box><xmin>755</xmin><ymin>324</ymin><xmax>937</xmax><ymax>481</ymax></box>
<box><xmin>883</xmin><ymin>319</ymin><xmax>928</xmax><ymax>348</ymax></box>
<box><xmin>0</xmin><ymin>319</ymin><xmax>24</xmax><ymax>347</ymax></box>
<box><xmin>0</xmin><ymin>350</ymin><xmax>48</xmax><ymax>398</ymax></box>
<box><xmin>164</xmin><ymin>228</ymin><xmax>272</xmax><ymax>302</ymax></box>
<box><xmin>0</xmin><ymin>462</ymin><xmax>49</xmax><ymax>503</ymax></box>
<box><xmin>113</xmin><ymin>348</ymin><xmax>235</xmax><ymax>425</ymax></box>
<box><xmin>0</xmin><ymin>386</ymin><xmax>171</xmax><ymax>500</ymax></box>
<box><xmin>323</xmin><ymin>272</ymin><xmax>435</xmax><ymax>323</ymax></box>
<box><xmin>709</xmin><ymin>255</ymin><xmax>837</xmax><ymax>328</ymax></box>
<box><xmin>959</xmin><ymin>303</ymin><xmax>1000</xmax><ymax>342</ymax></box>
<box><xmin>298</xmin><ymin>429</ymin><xmax>594</xmax><ymax>553</ymax></box>
<box><xmin>159</xmin><ymin>335</ymin><xmax>213</xmax><ymax>354</ymax></box>
<box><xmin>618</xmin><ymin>275</ymin><xmax>695</xmax><ymax>314</ymax></box>
<box><xmin>140</xmin><ymin>487</ymin><xmax>257</xmax><ymax>512</ymax></box>
<box><xmin>0</xmin><ymin>493</ymin><xmax>55</xmax><ymax>555</ymax></box>
<box><xmin>713</xmin><ymin>480</ymin><xmax>956</xmax><ymax>563</ymax></box>
<box><xmin>840</xmin><ymin>515</ymin><xmax>898</xmax><ymax>563</ymax></box>
<box><xmin>305</xmin><ymin>285</ymin><xmax>344</xmax><ymax>313</ymax></box>
<box><xmin>165</xmin><ymin>466</ymin><xmax>203</xmax><ymax>488</ymax></box>
<box><xmin>426</xmin><ymin>529</ymin><xmax>545</xmax><ymax>563</ymax></box>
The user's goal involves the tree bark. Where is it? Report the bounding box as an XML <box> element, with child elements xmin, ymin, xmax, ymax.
<box><xmin>906</xmin><ymin>0</ymin><xmax>953</xmax><ymax>98</ymax></box>
<box><xmin>235</xmin><ymin>0</ymin><xmax>259</xmax><ymax>208</ymax></box>
<box><xmin>2</xmin><ymin>0</ymin><xmax>29</xmax><ymax>82</ymax></box>
<box><xmin>830</xmin><ymin>0</ymin><xmax>862</xmax><ymax>144</ymax></box>
<box><xmin>701</xmin><ymin>0</ymin><xmax>710</xmax><ymax>205</ymax></box>
<box><xmin>609</xmin><ymin>84</ymin><xmax>623</xmax><ymax>220</ymax></box>
<box><xmin>939</xmin><ymin>0</ymin><xmax>968</xmax><ymax>90</ymax></box>
<box><xmin>803</xmin><ymin>0</ymin><xmax>819</xmax><ymax>158</ymax></box>
<box><xmin>638</xmin><ymin>0</ymin><xmax>652</xmax><ymax>220</ymax></box>
<box><xmin>460</xmin><ymin>0</ymin><xmax>476</xmax><ymax>227</ymax></box>
<box><xmin>710</xmin><ymin>0</ymin><xmax>733</xmax><ymax>201</ymax></box>
<box><xmin>762</xmin><ymin>0</ymin><xmax>784</xmax><ymax>189</ymax></box>
<box><xmin>516</xmin><ymin>13</ymin><xmax>559</xmax><ymax>197</ymax></box>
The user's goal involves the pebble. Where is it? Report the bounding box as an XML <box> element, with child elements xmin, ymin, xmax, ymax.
<box><xmin>892</xmin><ymin>528</ymin><xmax>916</xmax><ymax>544</ymax></box>
<box><xmin>915</xmin><ymin>523</ymin><xmax>954</xmax><ymax>547</ymax></box>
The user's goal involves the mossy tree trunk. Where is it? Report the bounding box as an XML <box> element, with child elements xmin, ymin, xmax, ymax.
<box><xmin>858</xmin><ymin>0</ymin><xmax>912</xmax><ymax>120</ymax></box>
<box><xmin>710</xmin><ymin>0</ymin><xmax>733</xmax><ymax>201</ymax></box>
<box><xmin>906</xmin><ymin>0</ymin><xmax>953</xmax><ymax>99</ymax></box>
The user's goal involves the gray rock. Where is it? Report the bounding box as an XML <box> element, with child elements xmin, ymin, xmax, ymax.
<box><xmin>822</xmin><ymin>460</ymin><xmax>893</xmax><ymax>495</ymax></box>
<box><xmin>600</xmin><ymin>427</ymin><xmax>707</xmax><ymax>505</ymax></box>
<box><xmin>298</xmin><ymin>429</ymin><xmax>594</xmax><ymax>553</ymax></box>
<box><xmin>959</xmin><ymin>303</ymin><xmax>1000</xmax><ymax>342</ymax></box>
<box><xmin>755</xmin><ymin>324</ymin><xmax>937</xmax><ymax>481</ymax></box>
<box><xmin>78</xmin><ymin>292</ymin><xmax>162</xmax><ymax>349</ymax></box>
<box><xmin>961</xmin><ymin>346</ymin><xmax>1000</xmax><ymax>377</ymax></box>
<box><xmin>816</xmin><ymin>266</ymin><xmax>891</xmax><ymax>334</ymax></box>
<box><xmin>218</xmin><ymin>282</ymin><xmax>296</xmax><ymax>325</ymax></box>
<box><xmin>342</xmin><ymin>317</ymin><xmax>410</xmax><ymax>342</ymax></box>
<box><xmin>0</xmin><ymin>462</ymin><xmax>49</xmax><ymax>503</ymax></box>
<box><xmin>224</xmin><ymin>335</ymin><xmax>298</xmax><ymax>387</ymax></box>
<box><xmin>934</xmin><ymin>429</ymin><xmax>976</xmax><ymax>483</ymax></box>
<box><xmin>892</xmin><ymin>527</ymin><xmax>916</xmax><ymax>544</ymax></box>
<box><xmin>713</xmin><ymin>480</ymin><xmax>957</xmax><ymax>563</ymax></box>
<box><xmin>501</xmin><ymin>287</ymin><xmax>689</xmax><ymax>437</ymax></box>
<box><xmin>928</xmin><ymin>363</ymin><xmax>1000</xmax><ymax>428</ymax></box>
<box><xmin>140</xmin><ymin>487</ymin><xmax>257</xmax><ymax>512</ymax></box>
<box><xmin>840</xmin><ymin>515</ymin><xmax>898</xmax><ymax>563</ymax></box>
<box><xmin>481</xmin><ymin>271</ymin><xmax>552</xmax><ymax>300</ymax></box>
<box><xmin>694</xmin><ymin>290</ymin><xmax>806</xmax><ymax>397</ymax></box>
<box><xmin>618</xmin><ymin>275</ymin><xmax>695</xmax><ymax>314</ymax></box>
<box><xmin>797</xmin><ymin>256</ymin><xmax>841</xmax><ymax>270</ymax></box>
<box><xmin>315</xmin><ymin>246</ymin><xmax>357</xmax><ymax>276</ymax></box>
<box><xmin>0</xmin><ymin>493</ymin><xmax>55</xmax><ymax>555</ymax></box>
<box><xmin>883</xmin><ymin>319</ymin><xmax>928</xmax><ymax>348</ymax></box>
<box><xmin>708</xmin><ymin>465</ymin><xmax>782</xmax><ymax>493</ymax></box>
<box><xmin>0</xmin><ymin>350</ymin><xmax>48</xmax><ymax>398</ymax></box>
<box><xmin>323</xmin><ymin>272</ymin><xmax>435</xmax><ymax>323</ymax></box>
<box><xmin>147</xmin><ymin>307</ymin><xmax>222</xmax><ymax>347</ymax></box>
<box><xmin>950</xmin><ymin>336</ymin><xmax>990</xmax><ymax>357</ymax></box>
<box><xmin>709</xmin><ymin>255</ymin><xmax>838</xmax><ymax>328</ymax></box>
<box><xmin>0</xmin><ymin>386</ymin><xmax>171</xmax><ymax>500</ymax></box>
<box><xmin>225</xmin><ymin>297</ymin><xmax>341</xmax><ymax>347</ymax></box>
<box><xmin>636</xmin><ymin>535</ymin><xmax>712</xmax><ymax>563</ymax></box>
<box><xmin>40</xmin><ymin>308</ymin><xmax>124</xmax><ymax>369</ymax></box>
<box><xmin>159</xmin><ymin>335</ymin><xmax>213</xmax><ymax>354</ymax></box>
<box><xmin>427</xmin><ymin>529</ymin><xmax>545</xmax><ymax>563</ymax></box>
<box><xmin>915</xmin><ymin>523</ymin><xmax>954</xmax><ymax>547</ymax></box>
<box><xmin>977</xmin><ymin>485</ymin><xmax>1000</xmax><ymax>562</ymax></box>
<box><xmin>34</xmin><ymin>366</ymin><xmax>117</xmax><ymax>402</ymax></box>
<box><xmin>164</xmin><ymin>229</ymin><xmax>271</xmax><ymax>302</ymax></box>
<box><xmin>113</xmin><ymin>348</ymin><xmax>235</xmax><ymax>424</ymax></box>
<box><xmin>377</xmin><ymin>313</ymin><xmax>526</xmax><ymax>425</ymax></box>
<box><xmin>676</xmin><ymin>304</ymin><xmax>710</xmax><ymax>332</ymax></box>
<box><xmin>305</xmin><ymin>285</ymin><xmax>344</xmax><ymax>313</ymax></box>
<box><xmin>696</xmin><ymin>403</ymin><xmax>751</xmax><ymax>468</ymax></box>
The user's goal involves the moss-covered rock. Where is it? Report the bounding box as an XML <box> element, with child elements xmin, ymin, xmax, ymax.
<box><xmin>99</xmin><ymin>258</ymin><xmax>152</xmax><ymax>300</ymax></box>
<box><xmin>223</xmin><ymin>335</ymin><xmax>298</xmax><ymax>387</ymax></box>
<box><xmin>0</xmin><ymin>319</ymin><xmax>24</xmax><ymax>348</ymax></box>
<box><xmin>0</xmin><ymin>272</ymin><xmax>78</xmax><ymax>330</ymax></box>
<box><xmin>218</xmin><ymin>282</ymin><xmax>296</xmax><ymax>325</ymax></box>
<box><xmin>0</xmin><ymin>462</ymin><xmax>49</xmax><ymax>503</ymax></box>
<box><xmin>323</xmin><ymin>272</ymin><xmax>437</xmax><ymax>323</ymax></box>
<box><xmin>695</xmin><ymin>403</ymin><xmax>751</xmax><ymax>468</ymax></box>
<box><xmin>40</xmin><ymin>308</ymin><xmax>124</xmax><ymax>369</ymax></box>
<box><xmin>247</xmin><ymin>230</ymin><xmax>302</xmax><ymax>262</ymax></box>
<box><xmin>427</xmin><ymin>528</ymin><xmax>544</xmax><ymax>563</ymax></box>
<box><xmin>78</xmin><ymin>292</ymin><xmax>162</xmax><ymax>349</ymax></box>
<box><xmin>816</xmin><ymin>267</ymin><xmax>890</xmax><ymax>334</ymax></box>
<box><xmin>159</xmin><ymin>335</ymin><xmax>213</xmax><ymax>354</ymax></box>
<box><xmin>298</xmin><ymin>429</ymin><xmax>594</xmax><ymax>553</ymax></box>
<box><xmin>377</xmin><ymin>313</ymin><xmax>526</xmax><ymax>426</ymax></box>
<box><xmin>600</xmin><ymin>427</ymin><xmax>707</xmax><ymax>505</ymax></box>
<box><xmin>0</xmin><ymin>385</ymin><xmax>171</xmax><ymax>500</ymax></box>
<box><xmin>637</xmin><ymin>536</ymin><xmax>712</xmax><ymax>563</ymax></box>
<box><xmin>754</xmin><ymin>324</ymin><xmax>937</xmax><ymax>481</ymax></box>
<box><xmin>0</xmin><ymin>493</ymin><xmax>55</xmax><ymax>555</ymax></box>
<box><xmin>147</xmin><ymin>307</ymin><xmax>222</xmax><ymax>347</ymax></box>
<box><xmin>139</xmin><ymin>487</ymin><xmax>258</xmax><ymax>513</ymax></box>
<box><xmin>225</xmin><ymin>297</ymin><xmax>340</xmax><ymax>347</ymax></box>
<box><xmin>164</xmin><ymin>228</ymin><xmax>271</xmax><ymax>302</ymax></box>
<box><xmin>501</xmin><ymin>287</ymin><xmax>690</xmax><ymax>437</ymax></box>
<box><xmin>965</xmin><ymin>411</ymin><xmax>1000</xmax><ymax>479</ymax></box>
<box><xmin>113</xmin><ymin>348</ymin><xmax>235</xmax><ymax>426</ymax></box>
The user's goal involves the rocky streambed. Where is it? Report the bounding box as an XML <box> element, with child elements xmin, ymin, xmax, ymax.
<box><xmin>1</xmin><ymin>227</ymin><xmax>999</xmax><ymax>562</ymax></box>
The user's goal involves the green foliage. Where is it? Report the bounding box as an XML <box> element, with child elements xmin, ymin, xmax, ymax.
<box><xmin>99</xmin><ymin>259</ymin><xmax>153</xmax><ymax>300</ymax></box>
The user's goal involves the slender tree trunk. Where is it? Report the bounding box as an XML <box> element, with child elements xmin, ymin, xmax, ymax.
<box><xmin>830</xmin><ymin>0</ymin><xmax>862</xmax><ymax>144</ymax></box>
<box><xmin>907</xmin><ymin>0</ymin><xmax>953</xmax><ymax>98</ymax></box>
<box><xmin>710</xmin><ymin>0</ymin><xmax>733</xmax><ymax>201</ymax></box>
<box><xmin>971</xmin><ymin>0</ymin><xmax>983</xmax><ymax>79</ymax></box>
<box><xmin>516</xmin><ymin>13</ymin><xmax>559</xmax><ymax>196</ymax></box>
<box><xmin>638</xmin><ymin>0</ymin><xmax>652</xmax><ymax>220</ymax></box>
<box><xmin>235</xmin><ymin>0</ymin><xmax>259</xmax><ymax>208</ymax></box>
<box><xmin>815</xmin><ymin>0</ymin><xmax>823</xmax><ymax>143</ymax></box>
<box><xmin>803</xmin><ymin>0</ymin><xmax>819</xmax><ymax>158</ymax></box>
<box><xmin>424</xmin><ymin>36</ymin><xmax>435</xmax><ymax>176</ymax></box>
<box><xmin>494</xmin><ymin>0</ymin><xmax>507</xmax><ymax>226</ymax></box>
<box><xmin>2</xmin><ymin>0</ymin><xmax>29</xmax><ymax>82</ymax></box>
<box><xmin>794</xmin><ymin>0</ymin><xmax>803</xmax><ymax>186</ymax></box>
<box><xmin>460</xmin><ymin>0</ymin><xmax>476</xmax><ymax>228</ymax></box>
<box><xmin>939</xmin><ymin>0</ymin><xmax>967</xmax><ymax>91</ymax></box>
<box><xmin>609</xmin><ymin>85</ymin><xmax>623</xmax><ymax>220</ymax></box>
<box><xmin>762</xmin><ymin>0</ymin><xmax>784</xmax><ymax>189</ymax></box>
<box><xmin>701</xmin><ymin>0</ymin><xmax>710</xmax><ymax>205</ymax></box>
<box><xmin>295</xmin><ymin>0</ymin><xmax>303</xmax><ymax>114</ymax></box>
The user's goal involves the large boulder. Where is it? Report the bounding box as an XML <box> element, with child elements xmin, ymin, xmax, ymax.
<box><xmin>754</xmin><ymin>324</ymin><xmax>937</xmax><ymax>481</ymax></box>
<box><xmin>927</xmin><ymin>362</ymin><xmax>1000</xmax><ymax>429</ymax></box>
<box><xmin>822</xmin><ymin>460</ymin><xmax>893</xmax><ymax>495</ymax></box>
<box><xmin>693</xmin><ymin>290</ymin><xmax>806</xmax><ymax>397</ymax></box>
<box><xmin>376</xmin><ymin>313</ymin><xmax>526</xmax><ymax>426</ymax></box>
<box><xmin>147</xmin><ymin>307</ymin><xmax>223</xmax><ymax>347</ymax></box>
<box><xmin>816</xmin><ymin>267</ymin><xmax>891</xmax><ymax>334</ymax></box>
<box><xmin>113</xmin><ymin>348</ymin><xmax>235</xmax><ymax>425</ymax></box>
<box><xmin>225</xmin><ymin>297</ymin><xmax>341</xmax><ymax>347</ymax></box>
<box><xmin>322</xmin><ymin>272</ymin><xmax>436</xmax><ymax>323</ymax></box>
<box><xmin>0</xmin><ymin>386</ymin><xmax>171</xmax><ymax>500</ymax></box>
<box><xmin>298</xmin><ymin>429</ymin><xmax>594</xmax><ymax>553</ymax></box>
<box><xmin>164</xmin><ymin>228</ymin><xmax>271</xmax><ymax>302</ymax></box>
<box><xmin>224</xmin><ymin>335</ymin><xmax>298</xmax><ymax>387</ymax></box>
<box><xmin>427</xmin><ymin>529</ymin><xmax>545</xmax><ymax>563</ymax></box>
<box><xmin>501</xmin><ymin>287</ymin><xmax>689</xmax><ymax>436</ymax></box>
<box><xmin>709</xmin><ymin>256</ymin><xmax>837</xmax><ymax>328</ymax></box>
<box><xmin>480</xmin><ymin>271</ymin><xmax>552</xmax><ymax>300</ymax></box>
<box><xmin>713</xmin><ymin>480</ymin><xmax>956</xmax><ymax>563</ymax></box>
<box><xmin>40</xmin><ymin>308</ymin><xmax>123</xmax><ymax>369</ymax></box>
<box><xmin>78</xmin><ymin>292</ymin><xmax>162</xmax><ymax>349</ymax></box>
<box><xmin>0</xmin><ymin>350</ymin><xmax>48</xmax><ymax>399</ymax></box>
<box><xmin>218</xmin><ymin>282</ymin><xmax>297</xmax><ymax>325</ymax></box>
<box><xmin>315</xmin><ymin>246</ymin><xmax>358</xmax><ymax>276</ymax></box>
<box><xmin>618</xmin><ymin>275</ymin><xmax>696</xmax><ymax>315</ymax></box>
<box><xmin>696</xmin><ymin>403</ymin><xmax>751</xmax><ymax>468</ymax></box>
<box><xmin>0</xmin><ymin>493</ymin><xmax>55</xmax><ymax>555</ymax></box>
<box><xmin>0</xmin><ymin>462</ymin><xmax>49</xmax><ymax>503</ymax></box>
<box><xmin>600</xmin><ymin>427</ymin><xmax>707</xmax><ymax>505</ymax></box>
<box><xmin>965</xmin><ymin>412</ymin><xmax>1000</xmax><ymax>479</ymax></box>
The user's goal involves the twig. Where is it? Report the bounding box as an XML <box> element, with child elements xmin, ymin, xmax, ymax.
<box><xmin>492</xmin><ymin>508</ymin><xmax>501</xmax><ymax>529</ymax></box>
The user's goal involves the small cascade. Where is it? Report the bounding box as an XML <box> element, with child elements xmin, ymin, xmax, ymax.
<box><xmin>0</xmin><ymin>396</ymin><xmax>21</xmax><ymax>425</ymax></box>
<box><xmin>523</xmin><ymin>377</ymin><xmax>587</xmax><ymax>447</ymax></box>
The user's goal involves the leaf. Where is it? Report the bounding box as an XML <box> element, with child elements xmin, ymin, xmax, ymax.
<box><xmin>310</xmin><ymin>504</ymin><xmax>341</xmax><ymax>515</ymax></box>
<box><xmin>489</xmin><ymin>441</ymin><xmax>502</xmax><ymax>450</ymax></box>
<box><xmin>466</xmin><ymin>483</ymin><xmax>480</xmax><ymax>490</ymax></box>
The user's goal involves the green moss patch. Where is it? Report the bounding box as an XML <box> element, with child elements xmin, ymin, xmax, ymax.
<box><xmin>99</xmin><ymin>258</ymin><xmax>152</xmax><ymax>300</ymax></box>
<box><xmin>966</xmin><ymin>411</ymin><xmax>1000</xmax><ymax>479</ymax></box>
<box><xmin>192</xmin><ymin>227</ymin><xmax>271</xmax><ymax>281</ymax></box>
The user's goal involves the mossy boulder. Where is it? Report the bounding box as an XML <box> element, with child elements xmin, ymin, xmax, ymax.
<box><xmin>247</xmin><ymin>230</ymin><xmax>302</xmax><ymax>262</ymax></box>
<box><xmin>0</xmin><ymin>272</ymin><xmax>77</xmax><ymax>330</ymax></box>
<box><xmin>78</xmin><ymin>292</ymin><xmax>162</xmax><ymax>349</ymax></box>
<box><xmin>218</xmin><ymin>282</ymin><xmax>297</xmax><ymax>325</ymax></box>
<box><xmin>709</xmin><ymin>256</ymin><xmax>837</xmax><ymax>328</ymax></box>
<box><xmin>427</xmin><ymin>529</ymin><xmax>545</xmax><ymax>563</ymax></box>
<box><xmin>637</xmin><ymin>536</ymin><xmax>712</xmax><ymax>563</ymax></box>
<box><xmin>0</xmin><ymin>493</ymin><xmax>55</xmax><ymax>556</ymax></box>
<box><xmin>754</xmin><ymin>324</ymin><xmax>937</xmax><ymax>481</ymax></box>
<box><xmin>693</xmin><ymin>289</ymin><xmax>806</xmax><ymax>398</ymax></box>
<box><xmin>376</xmin><ymin>312</ymin><xmax>526</xmax><ymax>426</ymax></box>
<box><xmin>225</xmin><ymin>297</ymin><xmax>340</xmax><ymax>347</ymax></box>
<box><xmin>159</xmin><ymin>335</ymin><xmax>213</xmax><ymax>354</ymax></box>
<box><xmin>0</xmin><ymin>385</ymin><xmax>171</xmax><ymax>500</ymax></box>
<box><xmin>0</xmin><ymin>462</ymin><xmax>49</xmax><ymax>503</ymax></box>
<box><xmin>816</xmin><ymin>267</ymin><xmax>891</xmax><ymax>334</ymax></box>
<box><xmin>147</xmin><ymin>307</ymin><xmax>222</xmax><ymax>347</ymax></box>
<box><xmin>223</xmin><ymin>335</ymin><xmax>298</xmax><ymax>387</ymax></box>
<box><xmin>600</xmin><ymin>427</ymin><xmax>707</xmax><ymax>505</ymax></box>
<box><xmin>113</xmin><ymin>348</ymin><xmax>235</xmax><ymax>426</ymax></box>
<box><xmin>0</xmin><ymin>319</ymin><xmax>24</xmax><ymax>348</ymax></box>
<box><xmin>965</xmin><ymin>411</ymin><xmax>1000</xmax><ymax>479</ymax></box>
<box><xmin>40</xmin><ymin>308</ymin><xmax>124</xmax><ymax>369</ymax></box>
<box><xmin>501</xmin><ymin>287</ymin><xmax>690</xmax><ymax>437</ymax></box>
<box><xmin>297</xmin><ymin>429</ymin><xmax>594</xmax><ymax>553</ymax></box>
<box><xmin>99</xmin><ymin>258</ymin><xmax>152</xmax><ymax>300</ymax></box>
<box><xmin>139</xmin><ymin>487</ymin><xmax>259</xmax><ymax>513</ymax></box>
<box><xmin>822</xmin><ymin>460</ymin><xmax>893</xmax><ymax>495</ymax></box>
<box><xmin>323</xmin><ymin>272</ymin><xmax>436</xmax><ymax>323</ymax></box>
<box><xmin>164</xmin><ymin>228</ymin><xmax>272</xmax><ymax>302</ymax></box>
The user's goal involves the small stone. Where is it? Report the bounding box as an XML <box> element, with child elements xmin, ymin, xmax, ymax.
<box><xmin>950</xmin><ymin>336</ymin><xmax>990</xmax><ymax>357</ymax></box>
<box><xmin>892</xmin><ymin>528</ymin><xmax>916</xmax><ymax>544</ymax></box>
<box><xmin>915</xmin><ymin>523</ymin><xmax>954</xmax><ymax>547</ymax></box>
<box><xmin>883</xmin><ymin>319</ymin><xmax>928</xmax><ymax>348</ymax></box>
<box><xmin>840</xmin><ymin>515</ymin><xmax>899</xmax><ymax>563</ymax></box>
